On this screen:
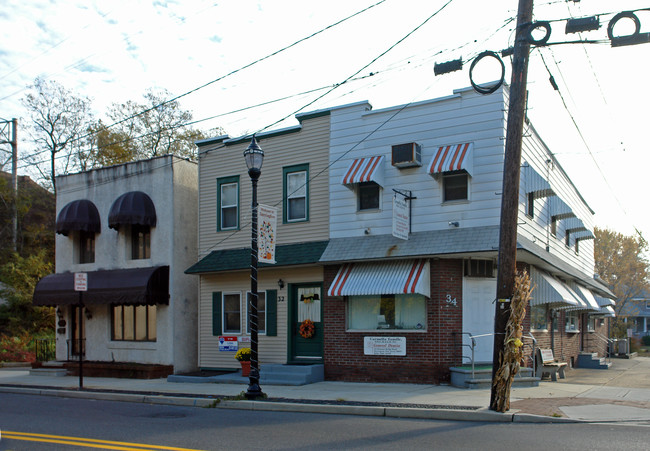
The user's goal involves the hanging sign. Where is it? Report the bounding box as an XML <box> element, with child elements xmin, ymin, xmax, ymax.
<box><xmin>392</xmin><ymin>194</ymin><xmax>409</xmax><ymax>240</ymax></box>
<box><xmin>258</xmin><ymin>204</ymin><xmax>277</xmax><ymax>264</ymax></box>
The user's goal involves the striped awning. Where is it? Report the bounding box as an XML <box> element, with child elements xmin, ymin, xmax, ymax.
<box><xmin>328</xmin><ymin>259</ymin><xmax>430</xmax><ymax>297</ymax></box>
<box><xmin>564</xmin><ymin>217</ymin><xmax>587</xmax><ymax>234</ymax></box>
<box><xmin>341</xmin><ymin>156</ymin><xmax>385</xmax><ymax>186</ymax></box>
<box><xmin>530</xmin><ymin>268</ymin><xmax>580</xmax><ymax>308</ymax></box>
<box><xmin>428</xmin><ymin>142</ymin><xmax>473</xmax><ymax>177</ymax></box>
<box><xmin>598</xmin><ymin>305</ymin><xmax>616</xmax><ymax>317</ymax></box>
<box><xmin>595</xmin><ymin>295</ymin><xmax>616</xmax><ymax>307</ymax></box>
<box><xmin>574</xmin><ymin>230</ymin><xmax>595</xmax><ymax>241</ymax></box>
<box><xmin>549</xmin><ymin>196</ymin><xmax>575</xmax><ymax>220</ymax></box>
<box><xmin>523</xmin><ymin>164</ymin><xmax>554</xmax><ymax>199</ymax></box>
<box><xmin>570</xmin><ymin>283</ymin><xmax>601</xmax><ymax>312</ymax></box>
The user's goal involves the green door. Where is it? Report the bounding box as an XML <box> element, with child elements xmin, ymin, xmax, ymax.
<box><xmin>289</xmin><ymin>283</ymin><xmax>323</xmax><ymax>362</ymax></box>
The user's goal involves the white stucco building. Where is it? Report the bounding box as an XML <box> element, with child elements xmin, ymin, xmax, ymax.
<box><xmin>33</xmin><ymin>155</ymin><xmax>198</xmax><ymax>375</ymax></box>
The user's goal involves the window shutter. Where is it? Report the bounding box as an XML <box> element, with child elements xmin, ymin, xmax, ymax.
<box><xmin>266</xmin><ymin>289</ymin><xmax>277</xmax><ymax>337</ymax></box>
<box><xmin>212</xmin><ymin>292</ymin><xmax>222</xmax><ymax>336</ymax></box>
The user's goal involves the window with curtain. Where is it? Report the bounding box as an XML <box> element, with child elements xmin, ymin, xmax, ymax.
<box><xmin>348</xmin><ymin>294</ymin><xmax>426</xmax><ymax>330</ymax></box>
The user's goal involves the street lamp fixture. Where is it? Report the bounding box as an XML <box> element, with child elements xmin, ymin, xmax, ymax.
<box><xmin>243</xmin><ymin>136</ymin><xmax>264</xmax><ymax>400</ymax></box>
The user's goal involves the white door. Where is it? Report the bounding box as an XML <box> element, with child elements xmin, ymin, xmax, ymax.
<box><xmin>462</xmin><ymin>278</ymin><xmax>497</xmax><ymax>364</ymax></box>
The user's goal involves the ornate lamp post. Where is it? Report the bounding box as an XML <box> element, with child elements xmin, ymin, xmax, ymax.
<box><xmin>243</xmin><ymin>136</ymin><xmax>264</xmax><ymax>399</ymax></box>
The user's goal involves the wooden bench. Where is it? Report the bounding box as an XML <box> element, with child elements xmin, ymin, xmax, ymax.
<box><xmin>536</xmin><ymin>348</ymin><xmax>568</xmax><ymax>381</ymax></box>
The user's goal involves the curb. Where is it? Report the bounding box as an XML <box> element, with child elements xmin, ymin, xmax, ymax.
<box><xmin>0</xmin><ymin>385</ymin><xmax>583</xmax><ymax>423</ymax></box>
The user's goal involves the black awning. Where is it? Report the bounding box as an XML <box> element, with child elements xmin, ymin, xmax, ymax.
<box><xmin>56</xmin><ymin>199</ymin><xmax>101</xmax><ymax>236</ymax></box>
<box><xmin>33</xmin><ymin>266</ymin><xmax>169</xmax><ymax>306</ymax></box>
<box><xmin>109</xmin><ymin>191</ymin><xmax>157</xmax><ymax>230</ymax></box>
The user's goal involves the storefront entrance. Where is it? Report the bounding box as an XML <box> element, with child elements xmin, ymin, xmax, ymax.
<box><xmin>462</xmin><ymin>278</ymin><xmax>497</xmax><ymax>364</ymax></box>
<box><xmin>289</xmin><ymin>283</ymin><xmax>323</xmax><ymax>362</ymax></box>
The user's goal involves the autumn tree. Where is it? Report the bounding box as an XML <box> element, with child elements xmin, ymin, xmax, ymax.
<box><xmin>21</xmin><ymin>78</ymin><xmax>94</xmax><ymax>193</ymax></box>
<box><xmin>594</xmin><ymin>226</ymin><xmax>650</xmax><ymax>320</ymax></box>
<box><xmin>104</xmin><ymin>89</ymin><xmax>220</xmax><ymax>161</ymax></box>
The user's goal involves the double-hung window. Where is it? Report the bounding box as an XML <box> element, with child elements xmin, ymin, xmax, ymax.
<box><xmin>79</xmin><ymin>231</ymin><xmax>95</xmax><ymax>264</ymax></box>
<box><xmin>443</xmin><ymin>173</ymin><xmax>468</xmax><ymax>202</ymax></box>
<box><xmin>565</xmin><ymin>312</ymin><xmax>579</xmax><ymax>332</ymax></box>
<box><xmin>217</xmin><ymin>176</ymin><xmax>239</xmax><ymax>231</ymax></box>
<box><xmin>283</xmin><ymin>164</ymin><xmax>308</xmax><ymax>222</ymax></box>
<box><xmin>358</xmin><ymin>182</ymin><xmax>380</xmax><ymax>211</ymax></box>
<box><xmin>223</xmin><ymin>293</ymin><xmax>241</xmax><ymax>334</ymax></box>
<box><xmin>131</xmin><ymin>225</ymin><xmax>151</xmax><ymax>259</ymax></box>
<box><xmin>530</xmin><ymin>305</ymin><xmax>547</xmax><ymax>331</ymax></box>
<box><xmin>247</xmin><ymin>292</ymin><xmax>266</xmax><ymax>334</ymax></box>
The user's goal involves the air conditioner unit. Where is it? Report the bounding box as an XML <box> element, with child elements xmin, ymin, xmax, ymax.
<box><xmin>391</xmin><ymin>143</ymin><xmax>422</xmax><ymax>168</ymax></box>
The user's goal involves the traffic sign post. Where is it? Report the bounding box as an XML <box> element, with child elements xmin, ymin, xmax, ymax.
<box><xmin>74</xmin><ymin>273</ymin><xmax>87</xmax><ymax>389</ymax></box>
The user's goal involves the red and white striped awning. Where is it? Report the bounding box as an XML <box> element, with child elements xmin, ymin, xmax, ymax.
<box><xmin>328</xmin><ymin>259</ymin><xmax>430</xmax><ymax>297</ymax></box>
<box><xmin>341</xmin><ymin>156</ymin><xmax>385</xmax><ymax>186</ymax></box>
<box><xmin>428</xmin><ymin>142</ymin><xmax>473</xmax><ymax>177</ymax></box>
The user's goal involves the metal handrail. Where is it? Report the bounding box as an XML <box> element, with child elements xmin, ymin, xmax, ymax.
<box><xmin>588</xmin><ymin>332</ymin><xmax>616</xmax><ymax>363</ymax></box>
<box><xmin>34</xmin><ymin>338</ymin><xmax>56</xmax><ymax>362</ymax></box>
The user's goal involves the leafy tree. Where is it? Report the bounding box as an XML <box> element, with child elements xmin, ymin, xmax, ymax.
<box><xmin>594</xmin><ymin>226</ymin><xmax>650</xmax><ymax>322</ymax></box>
<box><xmin>0</xmin><ymin>250</ymin><xmax>54</xmax><ymax>336</ymax></box>
<box><xmin>104</xmin><ymin>89</ymin><xmax>221</xmax><ymax>161</ymax></box>
<box><xmin>21</xmin><ymin>78</ymin><xmax>94</xmax><ymax>193</ymax></box>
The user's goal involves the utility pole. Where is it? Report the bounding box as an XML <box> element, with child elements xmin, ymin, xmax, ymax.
<box><xmin>489</xmin><ymin>0</ymin><xmax>534</xmax><ymax>411</ymax></box>
<box><xmin>0</xmin><ymin>118</ymin><xmax>18</xmax><ymax>251</ymax></box>
<box><xmin>11</xmin><ymin>118</ymin><xmax>18</xmax><ymax>252</ymax></box>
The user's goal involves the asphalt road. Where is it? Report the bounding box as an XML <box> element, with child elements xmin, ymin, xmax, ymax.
<box><xmin>1</xmin><ymin>393</ymin><xmax>649</xmax><ymax>450</ymax></box>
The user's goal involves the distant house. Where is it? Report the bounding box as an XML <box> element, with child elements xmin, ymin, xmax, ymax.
<box><xmin>619</xmin><ymin>290</ymin><xmax>650</xmax><ymax>337</ymax></box>
<box><xmin>33</xmin><ymin>156</ymin><xmax>198</xmax><ymax>375</ymax></box>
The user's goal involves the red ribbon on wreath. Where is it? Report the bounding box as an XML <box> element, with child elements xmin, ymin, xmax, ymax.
<box><xmin>299</xmin><ymin>319</ymin><xmax>315</xmax><ymax>339</ymax></box>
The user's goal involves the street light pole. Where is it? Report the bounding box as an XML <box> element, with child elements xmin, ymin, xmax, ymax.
<box><xmin>244</xmin><ymin>136</ymin><xmax>264</xmax><ymax>400</ymax></box>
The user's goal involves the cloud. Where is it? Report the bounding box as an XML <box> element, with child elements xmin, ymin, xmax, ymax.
<box><xmin>209</xmin><ymin>35</ymin><xmax>222</xmax><ymax>43</ymax></box>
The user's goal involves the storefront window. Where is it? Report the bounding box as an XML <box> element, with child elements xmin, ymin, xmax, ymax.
<box><xmin>348</xmin><ymin>294</ymin><xmax>426</xmax><ymax>330</ymax></box>
<box><xmin>531</xmin><ymin>305</ymin><xmax>547</xmax><ymax>331</ymax></box>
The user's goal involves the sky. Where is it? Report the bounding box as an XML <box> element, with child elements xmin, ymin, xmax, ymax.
<box><xmin>0</xmin><ymin>0</ymin><xmax>649</xmax><ymax>243</ymax></box>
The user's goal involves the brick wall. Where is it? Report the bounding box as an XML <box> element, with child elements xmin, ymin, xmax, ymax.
<box><xmin>323</xmin><ymin>259</ymin><xmax>464</xmax><ymax>384</ymax></box>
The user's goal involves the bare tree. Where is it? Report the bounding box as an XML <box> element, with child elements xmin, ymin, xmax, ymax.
<box><xmin>22</xmin><ymin>78</ymin><xmax>93</xmax><ymax>193</ymax></box>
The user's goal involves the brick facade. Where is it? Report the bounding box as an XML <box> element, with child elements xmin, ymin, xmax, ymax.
<box><xmin>323</xmin><ymin>259</ymin><xmax>464</xmax><ymax>384</ymax></box>
<box><xmin>324</xmin><ymin>259</ymin><xmax>611</xmax><ymax>384</ymax></box>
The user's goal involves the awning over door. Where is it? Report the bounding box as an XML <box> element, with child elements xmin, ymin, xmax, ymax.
<box><xmin>529</xmin><ymin>268</ymin><xmax>580</xmax><ymax>308</ymax></box>
<box><xmin>523</xmin><ymin>164</ymin><xmax>554</xmax><ymax>199</ymax></box>
<box><xmin>341</xmin><ymin>156</ymin><xmax>385</xmax><ymax>186</ymax></box>
<box><xmin>33</xmin><ymin>266</ymin><xmax>169</xmax><ymax>306</ymax></box>
<box><xmin>55</xmin><ymin>199</ymin><xmax>101</xmax><ymax>236</ymax></box>
<box><xmin>109</xmin><ymin>191</ymin><xmax>157</xmax><ymax>230</ymax></box>
<box><xmin>428</xmin><ymin>142</ymin><xmax>473</xmax><ymax>177</ymax></box>
<box><xmin>328</xmin><ymin>259</ymin><xmax>430</xmax><ymax>297</ymax></box>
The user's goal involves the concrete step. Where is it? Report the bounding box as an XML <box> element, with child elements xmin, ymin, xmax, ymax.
<box><xmin>577</xmin><ymin>353</ymin><xmax>611</xmax><ymax>370</ymax></box>
<box><xmin>168</xmin><ymin>363</ymin><xmax>324</xmax><ymax>386</ymax></box>
<box><xmin>466</xmin><ymin>377</ymin><xmax>540</xmax><ymax>389</ymax></box>
<box><xmin>29</xmin><ymin>368</ymin><xmax>68</xmax><ymax>377</ymax></box>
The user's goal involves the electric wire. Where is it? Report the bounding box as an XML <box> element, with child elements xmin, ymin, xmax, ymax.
<box><xmin>537</xmin><ymin>51</ymin><xmax>633</xmax><ymax>229</ymax></box>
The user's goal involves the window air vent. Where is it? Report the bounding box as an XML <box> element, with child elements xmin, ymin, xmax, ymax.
<box><xmin>391</xmin><ymin>143</ymin><xmax>422</xmax><ymax>168</ymax></box>
<box><xmin>464</xmin><ymin>259</ymin><xmax>495</xmax><ymax>278</ymax></box>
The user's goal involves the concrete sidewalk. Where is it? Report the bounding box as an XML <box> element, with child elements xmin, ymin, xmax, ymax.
<box><xmin>1</xmin><ymin>357</ymin><xmax>649</xmax><ymax>424</ymax></box>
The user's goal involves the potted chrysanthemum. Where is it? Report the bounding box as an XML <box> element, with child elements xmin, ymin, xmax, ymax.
<box><xmin>235</xmin><ymin>347</ymin><xmax>251</xmax><ymax>377</ymax></box>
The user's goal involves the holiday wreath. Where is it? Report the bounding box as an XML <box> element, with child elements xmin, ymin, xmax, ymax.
<box><xmin>299</xmin><ymin>319</ymin><xmax>315</xmax><ymax>339</ymax></box>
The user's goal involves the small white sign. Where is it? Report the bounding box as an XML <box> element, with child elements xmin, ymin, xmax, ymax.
<box><xmin>364</xmin><ymin>336</ymin><xmax>406</xmax><ymax>356</ymax></box>
<box><xmin>392</xmin><ymin>194</ymin><xmax>409</xmax><ymax>240</ymax></box>
<box><xmin>239</xmin><ymin>336</ymin><xmax>251</xmax><ymax>343</ymax></box>
<box><xmin>74</xmin><ymin>273</ymin><xmax>87</xmax><ymax>292</ymax></box>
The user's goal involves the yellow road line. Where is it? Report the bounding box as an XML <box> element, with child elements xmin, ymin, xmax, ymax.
<box><xmin>2</xmin><ymin>430</ymin><xmax>206</xmax><ymax>451</ymax></box>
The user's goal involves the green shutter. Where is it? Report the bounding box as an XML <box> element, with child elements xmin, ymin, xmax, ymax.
<box><xmin>266</xmin><ymin>289</ymin><xmax>277</xmax><ymax>336</ymax></box>
<box><xmin>212</xmin><ymin>292</ymin><xmax>222</xmax><ymax>336</ymax></box>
